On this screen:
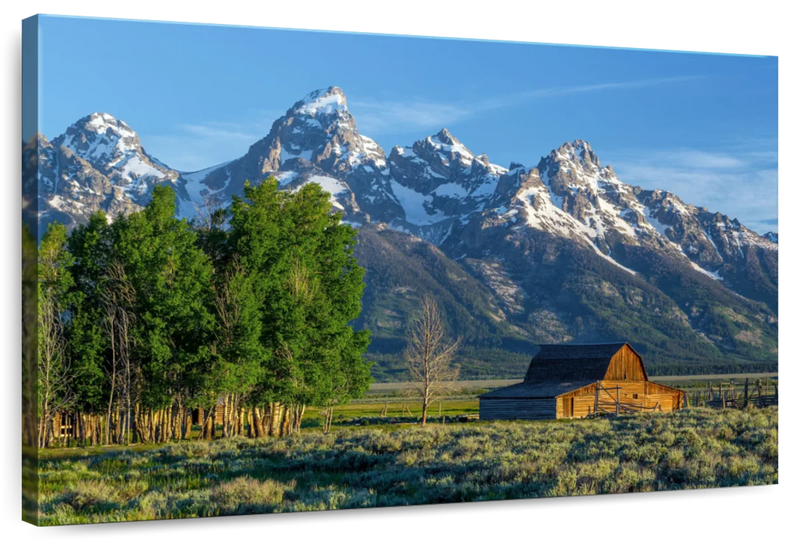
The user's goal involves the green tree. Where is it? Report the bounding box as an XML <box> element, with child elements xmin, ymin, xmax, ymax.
<box><xmin>66</xmin><ymin>212</ymin><xmax>112</xmax><ymax>438</ymax></box>
<box><xmin>111</xmin><ymin>185</ymin><xmax>215</xmax><ymax>442</ymax></box>
<box><xmin>229</xmin><ymin>179</ymin><xmax>372</xmax><ymax>434</ymax></box>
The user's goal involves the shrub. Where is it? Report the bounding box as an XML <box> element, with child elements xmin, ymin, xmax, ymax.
<box><xmin>210</xmin><ymin>477</ymin><xmax>289</xmax><ymax>515</ymax></box>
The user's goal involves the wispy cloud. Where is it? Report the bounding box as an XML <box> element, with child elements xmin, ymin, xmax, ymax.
<box><xmin>351</xmin><ymin>76</ymin><xmax>703</xmax><ymax>134</ymax></box>
<box><xmin>608</xmin><ymin>141</ymin><xmax>778</xmax><ymax>234</ymax></box>
<box><xmin>666</xmin><ymin>150</ymin><xmax>747</xmax><ymax>170</ymax></box>
<box><xmin>176</xmin><ymin>122</ymin><xmax>263</xmax><ymax>142</ymax></box>
<box><xmin>145</xmin><ymin>110</ymin><xmax>282</xmax><ymax>172</ymax></box>
<box><xmin>348</xmin><ymin>100</ymin><xmax>473</xmax><ymax>134</ymax></box>
<box><xmin>503</xmin><ymin>76</ymin><xmax>704</xmax><ymax>102</ymax></box>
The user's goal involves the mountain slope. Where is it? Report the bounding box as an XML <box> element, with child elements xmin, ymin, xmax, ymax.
<box><xmin>33</xmin><ymin>87</ymin><xmax>778</xmax><ymax>378</ymax></box>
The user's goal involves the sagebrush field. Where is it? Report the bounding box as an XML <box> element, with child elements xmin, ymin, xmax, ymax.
<box><xmin>35</xmin><ymin>407</ymin><xmax>777</xmax><ymax>525</ymax></box>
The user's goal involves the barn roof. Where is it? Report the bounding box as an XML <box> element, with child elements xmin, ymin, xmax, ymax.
<box><xmin>524</xmin><ymin>342</ymin><xmax>635</xmax><ymax>383</ymax></box>
<box><xmin>479</xmin><ymin>342</ymin><xmax>643</xmax><ymax>400</ymax></box>
<box><xmin>479</xmin><ymin>380</ymin><xmax>596</xmax><ymax>399</ymax></box>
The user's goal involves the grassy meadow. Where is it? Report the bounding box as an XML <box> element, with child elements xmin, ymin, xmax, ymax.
<box><xmin>35</xmin><ymin>406</ymin><xmax>777</xmax><ymax>525</ymax></box>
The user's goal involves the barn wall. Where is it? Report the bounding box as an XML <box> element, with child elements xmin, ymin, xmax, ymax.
<box><xmin>557</xmin><ymin>383</ymin><xmax>596</xmax><ymax>418</ymax></box>
<box><xmin>480</xmin><ymin>398</ymin><xmax>557</xmax><ymax>420</ymax></box>
<box><xmin>558</xmin><ymin>381</ymin><xmax>684</xmax><ymax>418</ymax></box>
<box><xmin>605</xmin><ymin>345</ymin><xmax>647</xmax><ymax>381</ymax></box>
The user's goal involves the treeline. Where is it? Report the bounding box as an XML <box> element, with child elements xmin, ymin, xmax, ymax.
<box><xmin>37</xmin><ymin>179</ymin><xmax>372</xmax><ymax>447</ymax></box>
<box><xmin>646</xmin><ymin>362</ymin><xmax>779</xmax><ymax>377</ymax></box>
<box><xmin>368</xmin><ymin>347</ymin><xmax>531</xmax><ymax>382</ymax></box>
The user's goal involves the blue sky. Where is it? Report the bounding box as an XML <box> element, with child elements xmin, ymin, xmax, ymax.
<box><xmin>34</xmin><ymin>15</ymin><xmax>778</xmax><ymax>233</ymax></box>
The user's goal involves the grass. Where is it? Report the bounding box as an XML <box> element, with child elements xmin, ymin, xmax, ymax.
<box><xmin>34</xmin><ymin>407</ymin><xmax>777</xmax><ymax>525</ymax></box>
<box><xmin>303</xmin><ymin>400</ymin><xmax>478</xmax><ymax>429</ymax></box>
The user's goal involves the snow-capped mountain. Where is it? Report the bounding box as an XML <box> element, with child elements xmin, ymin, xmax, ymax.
<box><xmin>176</xmin><ymin>87</ymin><xmax>398</xmax><ymax>224</ymax></box>
<box><xmin>34</xmin><ymin>87</ymin><xmax>776</xmax><ymax>291</ymax></box>
<box><xmin>385</xmin><ymin>128</ymin><xmax>508</xmax><ymax>243</ymax></box>
<box><xmin>54</xmin><ymin>113</ymin><xmax>179</xmax><ymax>191</ymax></box>
<box><xmin>482</xmin><ymin>141</ymin><xmax>774</xmax><ymax>276</ymax></box>
<box><xmin>31</xmin><ymin>87</ymin><xmax>778</xmax><ymax>372</ymax></box>
<box><xmin>36</xmin><ymin>113</ymin><xmax>181</xmax><ymax>229</ymax></box>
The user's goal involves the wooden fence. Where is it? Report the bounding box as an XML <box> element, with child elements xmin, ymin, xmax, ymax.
<box><xmin>693</xmin><ymin>378</ymin><xmax>778</xmax><ymax>409</ymax></box>
<box><xmin>590</xmin><ymin>383</ymin><xmax>668</xmax><ymax>417</ymax></box>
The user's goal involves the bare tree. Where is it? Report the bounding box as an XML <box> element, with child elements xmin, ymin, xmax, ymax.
<box><xmin>194</xmin><ymin>194</ymin><xmax>225</xmax><ymax>232</ymax></box>
<box><xmin>101</xmin><ymin>261</ymin><xmax>136</xmax><ymax>445</ymax></box>
<box><xmin>37</xmin><ymin>285</ymin><xmax>75</xmax><ymax>447</ymax></box>
<box><xmin>404</xmin><ymin>295</ymin><xmax>460</xmax><ymax>426</ymax></box>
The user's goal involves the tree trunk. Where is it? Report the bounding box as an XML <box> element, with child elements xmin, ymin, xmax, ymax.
<box><xmin>295</xmin><ymin>405</ymin><xmax>305</xmax><ymax>434</ymax></box>
<box><xmin>174</xmin><ymin>403</ymin><xmax>183</xmax><ymax>441</ymax></box>
<box><xmin>269</xmin><ymin>403</ymin><xmax>282</xmax><ymax>437</ymax></box>
<box><xmin>115</xmin><ymin>412</ymin><xmax>121</xmax><ymax>444</ymax></box>
<box><xmin>209</xmin><ymin>406</ymin><xmax>217</xmax><ymax>440</ymax></box>
<box><xmin>155</xmin><ymin>409</ymin><xmax>163</xmax><ymax>443</ymax></box>
<box><xmin>183</xmin><ymin>408</ymin><xmax>192</xmax><ymax>440</ymax></box>
<box><xmin>259</xmin><ymin>406</ymin><xmax>269</xmax><ymax>437</ymax></box>
<box><xmin>221</xmin><ymin>395</ymin><xmax>229</xmax><ymax>438</ymax></box>
<box><xmin>254</xmin><ymin>406</ymin><xmax>262</xmax><ymax>437</ymax></box>
<box><xmin>280</xmin><ymin>407</ymin><xmax>290</xmax><ymax>437</ymax></box>
<box><xmin>167</xmin><ymin>405</ymin><xmax>175</xmax><ymax>442</ymax></box>
<box><xmin>158</xmin><ymin>409</ymin><xmax>164</xmax><ymax>443</ymax></box>
<box><xmin>145</xmin><ymin>409</ymin><xmax>152</xmax><ymax>443</ymax></box>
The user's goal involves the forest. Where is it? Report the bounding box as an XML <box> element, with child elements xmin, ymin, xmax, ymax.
<box><xmin>34</xmin><ymin>179</ymin><xmax>373</xmax><ymax>448</ymax></box>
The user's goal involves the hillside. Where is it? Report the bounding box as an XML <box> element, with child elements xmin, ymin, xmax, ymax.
<box><xmin>30</xmin><ymin>86</ymin><xmax>778</xmax><ymax>379</ymax></box>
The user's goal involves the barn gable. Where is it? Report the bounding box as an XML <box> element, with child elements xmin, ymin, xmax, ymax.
<box><xmin>523</xmin><ymin>342</ymin><xmax>644</xmax><ymax>384</ymax></box>
<box><xmin>603</xmin><ymin>343</ymin><xmax>647</xmax><ymax>382</ymax></box>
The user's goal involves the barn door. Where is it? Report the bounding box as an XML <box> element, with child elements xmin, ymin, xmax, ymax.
<box><xmin>563</xmin><ymin>397</ymin><xmax>574</xmax><ymax>418</ymax></box>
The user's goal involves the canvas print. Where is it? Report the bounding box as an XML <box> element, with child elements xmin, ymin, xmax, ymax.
<box><xmin>21</xmin><ymin>15</ymin><xmax>778</xmax><ymax>526</ymax></box>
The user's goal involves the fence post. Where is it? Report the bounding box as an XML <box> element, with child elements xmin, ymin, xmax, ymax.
<box><xmin>594</xmin><ymin>381</ymin><xmax>600</xmax><ymax>416</ymax></box>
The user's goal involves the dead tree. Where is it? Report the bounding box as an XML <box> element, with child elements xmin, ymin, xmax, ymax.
<box><xmin>404</xmin><ymin>295</ymin><xmax>460</xmax><ymax>426</ymax></box>
<box><xmin>37</xmin><ymin>287</ymin><xmax>75</xmax><ymax>447</ymax></box>
<box><xmin>101</xmin><ymin>262</ymin><xmax>137</xmax><ymax>445</ymax></box>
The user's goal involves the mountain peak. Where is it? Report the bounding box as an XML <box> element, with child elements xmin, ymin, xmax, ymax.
<box><xmin>546</xmin><ymin>139</ymin><xmax>601</xmax><ymax>169</ymax></box>
<box><xmin>70</xmin><ymin>112</ymin><xmax>138</xmax><ymax>139</ymax></box>
<box><xmin>293</xmin><ymin>86</ymin><xmax>348</xmax><ymax>116</ymax></box>
<box><xmin>54</xmin><ymin>112</ymin><xmax>143</xmax><ymax>168</ymax></box>
<box><xmin>571</xmin><ymin>139</ymin><xmax>592</xmax><ymax>150</ymax></box>
<box><xmin>423</xmin><ymin>128</ymin><xmax>473</xmax><ymax>161</ymax></box>
<box><xmin>432</xmin><ymin>128</ymin><xmax>459</xmax><ymax>145</ymax></box>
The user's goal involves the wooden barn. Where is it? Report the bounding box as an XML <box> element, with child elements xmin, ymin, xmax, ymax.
<box><xmin>479</xmin><ymin>342</ymin><xmax>686</xmax><ymax>420</ymax></box>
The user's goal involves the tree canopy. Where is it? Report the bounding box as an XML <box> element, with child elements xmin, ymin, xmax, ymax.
<box><xmin>35</xmin><ymin>179</ymin><xmax>373</xmax><ymax>446</ymax></box>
